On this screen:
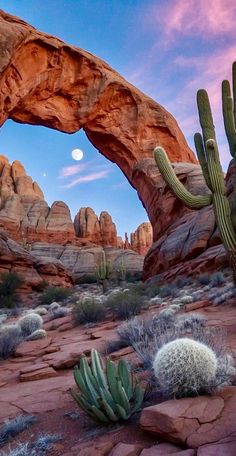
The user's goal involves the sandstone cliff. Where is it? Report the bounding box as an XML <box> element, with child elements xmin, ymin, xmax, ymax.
<box><xmin>0</xmin><ymin>155</ymin><xmax>75</xmax><ymax>244</ymax></box>
<box><xmin>130</xmin><ymin>222</ymin><xmax>153</xmax><ymax>256</ymax></box>
<box><xmin>74</xmin><ymin>207</ymin><xmax>118</xmax><ymax>247</ymax></box>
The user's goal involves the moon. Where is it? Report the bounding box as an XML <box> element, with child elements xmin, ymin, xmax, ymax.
<box><xmin>72</xmin><ymin>149</ymin><xmax>84</xmax><ymax>161</ymax></box>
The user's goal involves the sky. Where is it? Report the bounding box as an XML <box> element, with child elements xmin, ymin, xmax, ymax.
<box><xmin>1</xmin><ymin>0</ymin><xmax>236</xmax><ymax>237</ymax></box>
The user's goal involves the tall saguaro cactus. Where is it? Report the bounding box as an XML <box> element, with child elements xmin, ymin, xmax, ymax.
<box><xmin>154</xmin><ymin>62</ymin><xmax>236</xmax><ymax>281</ymax></box>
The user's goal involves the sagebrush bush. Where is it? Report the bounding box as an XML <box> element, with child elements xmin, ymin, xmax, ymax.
<box><xmin>0</xmin><ymin>324</ymin><xmax>22</xmax><ymax>359</ymax></box>
<box><xmin>18</xmin><ymin>313</ymin><xmax>43</xmax><ymax>337</ymax></box>
<box><xmin>72</xmin><ymin>296</ymin><xmax>106</xmax><ymax>325</ymax></box>
<box><xmin>210</xmin><ymin>272</ymin><xmax>225</xmax><ymax>287</ymax></box>
<box><xmin>49</xmin><ymin>307</ymin><xmax>69</xmax><ymax>320</ymax></box>
<box><xmin>0</xmin><ymin>272</ymin><xmax>24</xmax><ymax>308</ymax></box>
<box><xmin>0</xmin><ymin>414</ymin><xmax>36</xmax><ymax>447</ymax></box>
<box><xmin>197</xmin><ymin>273</ymin><xmax>211</xmax><ymax>285</ymax></box>
<box><xmin>38</xmin><ymin>287</ymin><xmax>71</xmax><ymax>305</ymax></box>
<box><xmin>105</xmin><ymin>289</ymin><xmax>144</xmax><ymax>319</ymax></box>
<box><xmin>159</xmin><ymin>284</ymin><xmax>177</xmax><ymax>298</ymax></box>
<box><xmin>153</xmin><ymin>338</ymin><xmax>218</xmax><ymax>397</ymax></box>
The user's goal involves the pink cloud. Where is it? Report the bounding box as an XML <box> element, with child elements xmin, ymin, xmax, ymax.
<box><xmin>147</xmin><ymin>0</ymin><xmax>236</xmax><ymax>39</ymax></box>
<box><xmin>62</xmin><ymin>170</ymin><xmax>110</xmax><ymax>188</ymax></box>
<box><xmin>59</xmin><ymin>162</ymin><xmax>88</xmax><ymax>177</ymax></box>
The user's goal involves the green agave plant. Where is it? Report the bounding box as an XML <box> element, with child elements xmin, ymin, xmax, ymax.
<box><xmin>70</xmin><ymin>349</ymin><xmax>144</xmax><ymax>423</ymax></box>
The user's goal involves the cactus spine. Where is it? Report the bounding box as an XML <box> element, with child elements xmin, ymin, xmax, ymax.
<box><xmin>154</xmin><ymin>62</ymin><xmax>236</xmax><ymax>282</ymax></box>
<box><xmin>70</xmin><ymin>349</ymin><xmax>144</xmax><ymax>423</ymax></box>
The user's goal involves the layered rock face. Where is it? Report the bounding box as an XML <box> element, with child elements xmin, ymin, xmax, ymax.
<box><xmin>0</xmin><ymin>155</ymin><xmax>75</xmax><ymax>244</ymax></box>
<box><xmin>0</xmin><ymin>230</ymin><xmax>73</xmax><ymax>291</ymax></box>
<box><xmin>74</xmin><ymin>207</ymin><xmax>118</xmax><ymax>247</ymax></box>
<box><xmin>30</xmin><ymin>243</ymin><xmax>144</xmax><ymax>283</ymax></box>
<box><xmin>130</xmin><ymin>222</ymin><xmax>153</xmax><ymax>255</ymax></box>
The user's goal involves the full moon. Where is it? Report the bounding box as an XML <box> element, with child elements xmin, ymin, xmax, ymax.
<box><xmin>72</xmin><ymin>149</ymin><xmax>84</xmax><ymax>161</ymax></box>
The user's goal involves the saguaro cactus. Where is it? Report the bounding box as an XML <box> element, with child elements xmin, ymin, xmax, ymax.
<box><xmin>154</xmin><ymin>62</ymin><xmax>236</xmax><ymax>281</ymax></box>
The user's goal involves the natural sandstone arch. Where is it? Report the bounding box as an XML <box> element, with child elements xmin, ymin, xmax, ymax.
<box><xmin>0</xmin><ymin>9</ymin><xmax>197</xmax><ymax>243</ymax></box>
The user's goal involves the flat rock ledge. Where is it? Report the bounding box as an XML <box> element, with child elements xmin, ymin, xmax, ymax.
<box><xmin>140</xmin><ymin>387</ymin><xmax>236</xmax><ymax>453</ymax></box>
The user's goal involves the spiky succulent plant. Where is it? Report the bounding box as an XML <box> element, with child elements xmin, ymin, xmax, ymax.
<box><xmin>70</xmin><ymin>349</ymin><xmax>144</xmax><ymax>423</ymax></box>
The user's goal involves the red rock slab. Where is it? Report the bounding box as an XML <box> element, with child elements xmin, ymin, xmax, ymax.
<box><xmin>20</xmin><ymin>362</ymin><xmax>49</xmax><ymax>374</ymax></box>
<box><xmin>110</xmin><ymin>346</ymin><xmax>135</xmax><ymax>360</ymax></box>
<box><xmin>141</xmin><ymin>448</ymin><xmax>195</xmax><ymax>456</ymax></box>
<box><xmin>85</xmin><ymin>321</ymin><xmax>118</xmax><ymax>335</ymax></box>
<box><xmin>43</xmin><ymin>315</ymin><xmax>71</xmax><ymax>331</ymax></box>
<box><xmin>140</xmin><ymin>392</ymin><xmax>228</xmax><ymax>448</ymax></box>
<box><xmin>65</xmin><ymin>440</ymin><xmax>115</xmax><ymax>456</ymax></box>
<box><xmin>197</xmin><ymin>436</ymin><xmax>236</xmax><ymax>455</ymax></box>
<box><xmin>43</xmin><ymin>339</ymin><xmax>105</xmax><ymax>369</ymax></box>
<box><xmin>20</xmin><ymin>366</ymin><xmax>58</xmax><ymax>382</ymax></box>
<box><xmin>0</xmin><ymin>402</ymin><xmax>21</xmax><ymax>422</ymax></box>
<box><xmin>14</xmin><ymin>336</ymin><xmax>52</xmax><ymax>357</ymax></box>
<box><xmin>109</xmin><ymin>443</ymin><xmax>142</xmax><ymax>456</ymax></box>
<box><xmin>184</xmin><ymin>300</ymin><xmax>210</xmax><ymax>312</ymax></box>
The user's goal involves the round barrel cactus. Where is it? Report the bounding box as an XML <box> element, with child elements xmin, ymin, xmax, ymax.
<box><xmin>153</xmin><ymin>338</ymin><xmax>218</xmax><ymax>397</ymax></box>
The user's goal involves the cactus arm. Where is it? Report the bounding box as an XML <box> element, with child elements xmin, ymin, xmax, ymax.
<box><xmin>205</xmin><ymin>139</ymin><xmax>226</xmax><ymax>194</ymax></box>
<box><xmin>233</xmin><ymin>62</ymin><xmax>236</xmax><ymax>121</ymax></box>
<box><xmin>197</xmin><ymin>89</ymin><xmax>216</xmax><ymax>142</ymax></box>
<box><xmin>213</xmin><ymin>193</ymin><xmax>236</xmax><ymax>251</ymax></box>
<box><xmin>154</xmin><ymin>147</ymin><xmax>212</xmax><ymax>209</ymax></box>
<box><xmin>194</xmin><ymin>132</ymin><xmax>212</xmax><ymax>191</ymax></box>
<box><xmin>222</xmin><ymin>80</ymin><xmax>236</xmax><ymax>157</ymax></box>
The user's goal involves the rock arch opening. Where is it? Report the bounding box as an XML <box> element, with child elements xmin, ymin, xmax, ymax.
<box><xmin>0</xmin><ymin>9</ymin><xmax>196</xmax><ymax>248</ymax></box>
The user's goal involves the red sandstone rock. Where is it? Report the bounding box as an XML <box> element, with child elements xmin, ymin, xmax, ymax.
<box><xmin>140</xmin><ymin>447</ymin><xmax>195</xmax><ymax>456</ymax></box>
<box><xmin>130</xmin><ymin>222</ymin><xmax>153</xmax><ymax>255</ymax></box>
<box><xmin>0</xmin><ymin>230</ymin><xmax>73</xmax><ymax>292</ymax></box>
<box><xmin>140</xmin><ymin>388</ymin><xmax>236</xmax><ymax>449</ymax></box>
<box><xmin>74</xmin><ymin>207</ymin><xmax>119</xmax><ymax>247</ymax></box>
<box><xmin>20</xmin><ymin>366</ymin><xmax>58</xmax><ymax>382</ymax></box>
<box><xmin>109</xmin><ymin>443</ymin><xmax>142</xmax><ymax>456</ymax></box>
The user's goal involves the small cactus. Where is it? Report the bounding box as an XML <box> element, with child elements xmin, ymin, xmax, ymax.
<box><xmin>70</xmin><ymin>349</ymin><xmax>144</xmax><ymax>423</ymax></box>
<box><xmin>95</xmin><ymin>251</ymin><xmax>112</xmax><ymax>293</ymax></box>
<box><xmin>153</xmin><ymin>338</ymin><xmax>218</xmax><ymax>397</ymax></box>
<box><xmin>18</xmin><ymin>313</ymin><xmax>43</xmax><ymax>337</ymax></box>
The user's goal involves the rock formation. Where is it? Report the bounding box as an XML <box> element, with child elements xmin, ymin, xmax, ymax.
<box><xmin>30</xmin><ymin>243</ymin><xmax>144</xmax><ymax>283</ymax></box>
<box><xmin>74</xmin><ymin>207</ymin><xmax>118</xmax><ymax>247</ymax></box>
<box><xmin>0</xmin><ymin>155</ymin><xmax>75</xmax><ymax>244</ymax></box>
<box><xmin>0</xmin><ymin>229</ymin><xmax>73</xmax><ymax>292</ymax></box>
<box><xmin>130</xmin><ymin>222</ymin><xmax>153</xmax><ymax>255</ymax></box>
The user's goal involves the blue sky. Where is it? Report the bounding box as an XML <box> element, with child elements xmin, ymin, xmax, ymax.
<box><xmin>1</xmin><ymin>0</ymin><xmax>236</xmax><ymax>237</ymax></box>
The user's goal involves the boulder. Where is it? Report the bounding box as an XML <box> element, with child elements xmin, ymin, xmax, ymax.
<box><xmin>140</xmin><ymin>387</ymin><xmax>236</xmax><ymax>449</ymax></box>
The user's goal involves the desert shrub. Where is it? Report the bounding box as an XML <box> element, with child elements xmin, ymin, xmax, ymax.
<box><xmin>0</xmin><ymin>414</ymin><xmax>36</xmax><ymax>447</ymax></box>
<box><xmin>144</xmin><ymin>284</ymin><xmax>160</xmax><ymax>299</ymax></box>
<box><xmin>38</xmin><ymin>287</ymin><xmax>71</xmax><ymax>305</ymax></box>
<box><xmin>159</xmin><ymin>283</ymin><xmax>177</xmax><ymax>298</ymax></box>
<box><xmin>197</xmin><ymin>273</ymin><xmax>211</xmax><ymax>285</ymax></box>
<box><xmin>49</xmin><ymin>307</ymin><xmax>69</xmax><ymax>319</ymax></box>
<box><xmin>34</xmin><ymin>433</ymin><xmax>62</xmax><ymax>451</ymax></box>
<box><xmin>105</xmin><ymin>289</ymin><xmax>144</xmax><ymax>319</ymax></box>
<box><xmin>153</xmin><ymin>338</ymin><xmax>218</xmax><ymax>398</ymax></box>
<box><xmin>75</xmin><ymin>274</ymin><xmax>97</xmax><ymax>284</ymax></box>
<box><xmin>117</xmin><ymin>310</ymin><xmax>228</xmax><ymax>374</ymax></box>
<box><xmin>0</xmin><ymin>324</ymin><xmax>23</xmax><ymax>359</ymax></box>
<box><xmin>173</xmin><ymin>276</ymin><xmax>192</xmax><ymax>288</ymax></box>
<box><xmin>72</xmin><ymin>296</ymin><xmax>106</xmax><ymax>325</ymax></box>
<box><xmin>18</xmin><ymin>313</ymin><xmax>43</xmax><ymax>337</ymax></box>
<box><xmin>0</xmin><ymin>272</ymin><xmax>24</xmax><ymax>308</ymax></box>
<box><xmin>0</xmin><ymin>433</ymin><xmax>62</xmax><ymax>456</ymax></box>
<box><xmin>210</xmin><ymin>271</ymin><xmax>225</xmax><ymax>287</ymax></box>
<box><xmin>105</xmin><ymin>338</ymin><xmax>129</xmax><ymax>354</ymax></box>
<box><xmin>26</xmin><ymin>329</ymin><xmax>47</xmax><ymax>341</ymax></box>
<box><xmin>33</xmin><ymin>306</ymin><xmax>48</xmax><ymax>316</ymax></box>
